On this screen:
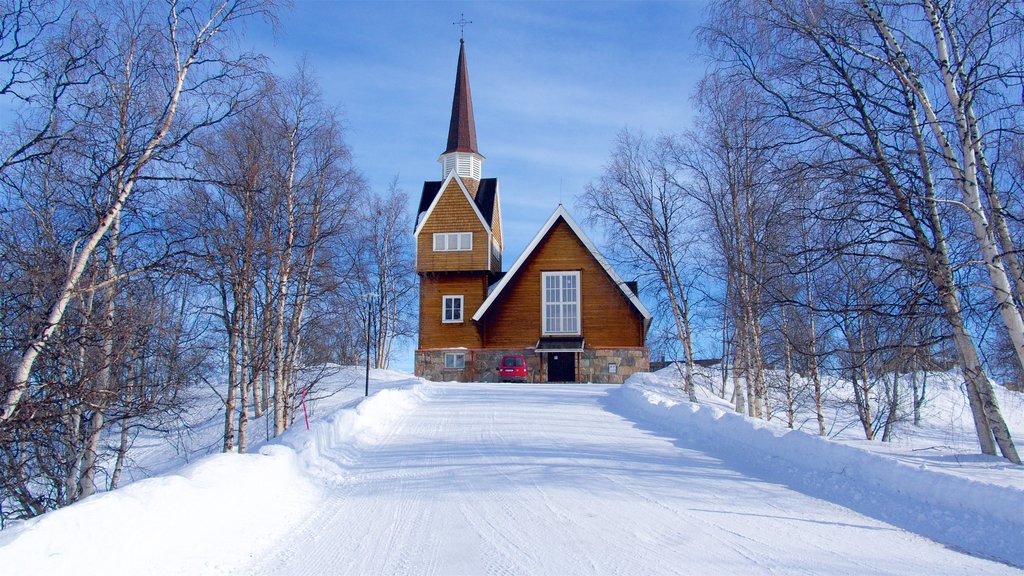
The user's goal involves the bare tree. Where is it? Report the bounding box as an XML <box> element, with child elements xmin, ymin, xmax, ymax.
<box><xmin>1</xmin><ymin>0</ymin><xmax>271</xmax><ymax>423</ymax></box>
<box><xmin>582</xmin><ymin>130</ymin><xmax>702</xmax><ymax>401</ymax></box>
<box><xmin>857</xmin><ymin>0</ymin><xmax>1024</xmax><ymax>374</ymax></box>
<box><xmin>701</xmin><ymin>0</ymin><xmax>1019</xmax><ymax>462</ymax></box>
<box><xmin>671</xmin><ymin>74</ymin><xmax>793</xmax><ymax>416</ymax></box>
<box><xmin>1</xmin><ymin>0</ymin><xmax>274</xmax><ymax>519</ymax></box>
<box><xmin>362</xmin><ymin>179</ymin><xmax>417</xmax><ymax>369</ymax></box>
<box><xmin>185</xmin><ymin>63</ymin><xmax>362</xmax><ymax>450</ymax></box>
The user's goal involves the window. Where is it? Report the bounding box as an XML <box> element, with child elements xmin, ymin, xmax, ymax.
<box><xmin>542</xmin><ymin>271</ymin><xmax>580</xmax><ymax>335</ymax></box>
<box><xmin>433</xmin><ymin>232</ymin><xmax>473</xmax><ymax>252</ymax></box>
<box><xmin>442</xmin><ymin>295</ymin><xmax>464</xmax><ymax>323</ymax></box>
<box><xmin>445</xmin><ymin>352</ymin><xmax>465</xmax><ymax>369</ymax></box>
<box><xmin>491</xmin><ymin>240</ymin><xmax>501</xmax><ymax>268</ymax></box>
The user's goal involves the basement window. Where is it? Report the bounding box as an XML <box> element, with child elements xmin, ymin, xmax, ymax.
<box><xmin>445</xmin><ymin>352</ymin><xmax>466</xmax><ymax>369</ymax></box>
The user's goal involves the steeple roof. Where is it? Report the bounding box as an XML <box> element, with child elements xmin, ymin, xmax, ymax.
<box><xmin>444</xmin><ymin>39</ymin><xmax>479</xmax><ymax>155</ymax></box>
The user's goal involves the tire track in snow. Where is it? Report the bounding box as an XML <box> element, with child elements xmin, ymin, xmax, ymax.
<box><xmin>241</xmin><ymin>382</ymin><xmax>1014</xmax><ymax>576</ymax></box>
<box><xmin>239</xmin><ymin>392</ymin><xmax>420</xmax><ymax>576</ymax></box>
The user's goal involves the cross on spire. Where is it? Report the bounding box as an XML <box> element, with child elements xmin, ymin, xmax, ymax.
<box><xmin>453</xmin><ymin>13</ymin><xmax>472</xmax><ymax>41</ymax></box>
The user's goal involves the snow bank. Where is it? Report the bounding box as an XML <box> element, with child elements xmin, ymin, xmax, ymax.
<box><xmin>0</xmin><ymin>446</ymin><xmax>317</xmax><ymax>575</ymax></box>
<box><xmin>278</xmin><ymin>382</ymin><xmax>430</xmax><ymax>477</ymax></box>
<box><xmin>611</xmin><ymin>372</ymin><xmax>1024</xmax><ymax>567</ymax></box>
<box><xmin>0</xmin><ymin>372</ymin><xmax>428</xmax><ymax>575</ymax></box>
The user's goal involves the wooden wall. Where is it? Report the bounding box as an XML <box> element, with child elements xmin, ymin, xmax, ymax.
<box><xmin>418</xmin><ymin>272</ymin><xmax>488</xmax><ymax>349</ymax></box>
<box><xmin>491</xmin><ymin>196</ymin><xmax>503</xmax><ymax>251</ymax></box>
<box><xmin>480</xmin><ymin>219</ymin><xmax>645</xmax><ymax>348</ymax></box>
<box><xmin>416</xmin><ymin>179</ymin><xmax>492</xmax><ymax>273</ymax></box>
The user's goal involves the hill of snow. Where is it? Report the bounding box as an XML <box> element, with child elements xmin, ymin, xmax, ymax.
<box><xmin>0</xmin><ymin>366</ymin><xmax>1020</xmax><ymax>573</ymax></box>
<box><xmin>653</xmin><ymin>363</ymin><xmax>1023</xmax><ymax>488</ymax></box>
<box><xmin>622</xmin><ymin>367</ymin><xmax>1023</xmax><ymax>566</ymax></box>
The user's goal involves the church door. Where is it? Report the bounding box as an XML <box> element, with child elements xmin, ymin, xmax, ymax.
<box><xmin>548</xmin><ymin>353</ymin><xmax>576</xmax><ymax>382</ymax></box>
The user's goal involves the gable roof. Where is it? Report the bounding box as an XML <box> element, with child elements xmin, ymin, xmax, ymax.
<box><xmin>413</xmin><ymin>171</ymin><xmax>494</xmax><ymax>237</ymax></box>
<box><xmin>471</xmin><ymin>205</ymin><xmax>652</xmax><ymax>324</ymax></box>
<box><xmin>416</xmin><ymin>176</ymin><xmax>498</xmax><ymax>233</ymax></box>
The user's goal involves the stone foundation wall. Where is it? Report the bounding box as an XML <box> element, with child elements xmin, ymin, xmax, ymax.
<box><xmin>415</xmin><ymin>349</ymin><xmax>471</xmax><ymax>383</ymax></box>
<box><xmin>416</xmin><ymin>347</ymin><xmax>649</xmax><ymax>384</ymax></box>
<box><xmin>471</xmin><ymin>349</ymin><xmax>545</xmax><ymax>382</ymax></box>
<box><xmin>579</xmin><ymin>348</ymin><xmax>649</xmax><ymax>384</ymax></box>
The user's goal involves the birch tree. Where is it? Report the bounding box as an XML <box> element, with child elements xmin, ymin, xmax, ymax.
<box><xmin>672</xmin><ymin>74</ymin><xmax>791</xmax><ymax>416</ymax></box>
<box><xmin>0</xmin><ymin>0</ymin><xmax>271</xmax><ymax>423</ymax></box>
<box><xmin>362</xmin><ymin>180</ymin><xmax>416</xmax><ymax>369</ymax></box>
<box><xmin>855</xmin><ymin>0</ymin><xmax>1024</xmax><ymax>374</ymax></box>
<box><xmin>186</xmin><ymin>64</ymin><xmax>362</xmax><ymax>448</ymax></box>
<box><xmin>702</xmin><ymin>0</ymin><xmax>1020</xmax><ymax>462</ymax></box>
<box><xmin>582</xmin><ymin>130</ymin><xmax>701</xmax><ymax>402</ymax></box>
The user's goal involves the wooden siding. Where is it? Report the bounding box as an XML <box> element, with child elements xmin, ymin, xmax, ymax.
<box><xmin>480</xmin><ymin>219</ymin><xmax>645</xmax><ymax>348</ymax></box>
<box><xmin>490</xmin><ymin>200</ymin><xmax>503</xmax><ymax>273</ymax></box>
<box><xmin>491</xmin><ymin>197</ymin><xmax>503</xmax><ymax>250</ymax></box>
<box><xmin>416</xmin><ymin>179</ymin><xmax>490</xmax><ymax>273</ymax></box>
<box><xmin>418</xmin><ymin>272</ymin><xmax>488</xmax><ymax>349</ymax></box>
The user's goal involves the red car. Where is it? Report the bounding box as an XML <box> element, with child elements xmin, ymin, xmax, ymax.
<box><xmin>499</xmin><ymin>355</ymin><xmax>528</xmax><ymax>382</ymax></box>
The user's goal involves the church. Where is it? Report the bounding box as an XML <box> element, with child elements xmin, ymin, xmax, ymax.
<box><xmin>414</xmin><ymin>39</ymin><xmax>651</xmax><ymax>383</ymax></box>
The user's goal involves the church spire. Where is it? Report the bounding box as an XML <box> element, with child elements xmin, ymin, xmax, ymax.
<box><xmin>444</xmin><ymin>39</ymin><xmax>478</xmax><ymax>155</ymax></box>
<box><xmin>439</xmin><ymin>39</ymin><xmax>484</xmax><ymax>183</ymax></box>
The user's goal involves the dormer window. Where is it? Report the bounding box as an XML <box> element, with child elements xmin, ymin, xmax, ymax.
<box><xmin>434</xmin><ymin>232</ymin><xmax>473</xmax><ymax>252</ymax></box>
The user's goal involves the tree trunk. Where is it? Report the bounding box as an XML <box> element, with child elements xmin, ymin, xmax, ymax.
<box><xmin>249</xmin><ymin>296</ymin><xmax>263</xmax><ymax>419</ymax></box>
<box><xmin>881</xmin><ymin>368</ymin><xmax>900</xmax><ymax>443</ymax></box>
<box><xmin>781</xmin><ymin>306</ymin><xmax>795</xmax><ymax>429</ymax></box>
<box><xmin>858</xmin><ymin>318</ymin><xmax>874</xmax><ymax>441</ymax></box>
<box><xmin>222</xmin><ymin>279</ymin><xmax>239</xmax><ymax>452</ymax></box>
<box><xmin>110</xmin><ymin>420</ymin><xmax>130</xmax><ymax>491</ymax></box>
<box><xmin>913</xmin><ymin>369</ymin><xmax>927</xmax><ymax>426</ymax></box>
<box><xmin>79</xmin><ymin>212</ymin><xmax>121</xmax><ymax>499</ymax></box>
<box><xmin>804</xmin><ymin>265</ymin><xmax>825</xmax><ymax>436</ymax></box>
<box><xmin>237</xmin><ymin>294</ymin><xmax>250</xmax><ymax>454</ymax></box>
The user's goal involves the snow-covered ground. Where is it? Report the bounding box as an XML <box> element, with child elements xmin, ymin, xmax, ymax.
<box><xmin>113</xmin><ymin>365</ymin><xmax>419</xmax><ymax>484</ymax></box>
<box><xmin>0</xmin><ymin>367</ymin><xmax>1021</xmax><ymax>574</ymax></box>
<box><xmin>672</xmin><ymin>363</ymin><xmax>1024</xmax><ymax>490</ymax></box>
<box><xmin>625</xmin><ymin>367</ymin><xmax>1024</xmax><ymax>566</ymax></box>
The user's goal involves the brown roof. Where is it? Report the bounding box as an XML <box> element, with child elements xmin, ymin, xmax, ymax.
<box><xmin>444</xmin><ymin>40</ymin><xmax>479</xmax><ymax>155</ymax></box>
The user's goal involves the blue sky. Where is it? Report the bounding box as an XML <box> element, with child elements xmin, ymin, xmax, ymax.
<box><xmin>250</xmin><ymin>1</ymin><xmax>707</xmax><ymax>260</ymax></box>
<box><xmin>247</xmin><ymin>1</ymin><xmax>710</xmax><ymax>368</ymax></box>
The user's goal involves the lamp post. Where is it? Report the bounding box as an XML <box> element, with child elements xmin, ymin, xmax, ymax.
<box><xmin>364</xmin><ymin>293</ymin><xmax>377</xmax><ymax>397</ymax></box>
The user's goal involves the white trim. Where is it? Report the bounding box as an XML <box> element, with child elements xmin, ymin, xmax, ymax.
<box><xmin>442</xmin><ymin>295</ymin><xmax>464</xmax><ymax>323</ymax></box>
<box><xmin>413</xmin><ymin>171</ymin><xmax>492</xmax><ymax>238</ymax></box>
<box><xmin>541</xmin><ymin>271</ymin><xmax>581</xmax><ymax>335</ymax></box>
<box><xmin>472</xmin><ymin>205</ymin><xmax>653</xmax><ymax>323</ymax></box>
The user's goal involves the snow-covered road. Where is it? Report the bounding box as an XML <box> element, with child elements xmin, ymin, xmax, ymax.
<box><xmin>243</xmin><ymin>383</ymin><xmax>1012</xmax><ymax>575</ymax></box>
